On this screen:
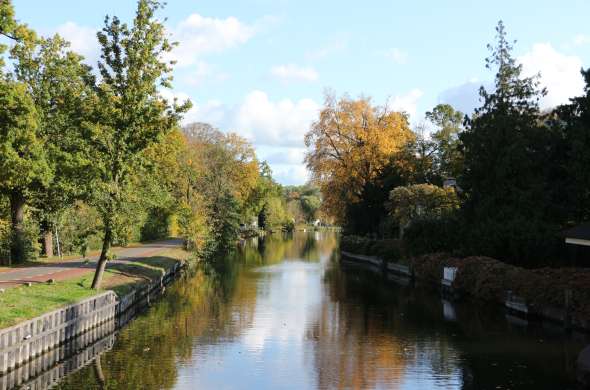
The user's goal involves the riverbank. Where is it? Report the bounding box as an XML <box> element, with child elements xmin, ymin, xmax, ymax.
<box><xmin>0</xmin><ymin>245</ymin><xmax>190</xmax><ymax>375</ymax></box>
<box><xmin>0</xmin><ymin>245</ymin><xmax>190</xmax><ymax>329</ymax></box>
<box><xmin>340</xmin><ymin>241</ymin><xmax>590</xmax><ymax>332</ymax></box>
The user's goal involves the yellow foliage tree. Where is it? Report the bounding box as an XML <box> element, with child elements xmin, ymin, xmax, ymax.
<box><xmin>304</xmin><ymin>93</ymin><xmax>414</xmax><ymax>222</ymax></box>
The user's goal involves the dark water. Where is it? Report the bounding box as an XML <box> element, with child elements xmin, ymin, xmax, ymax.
<box><xmin>54</xmin><ymin>232</ymin><xmax>588</xmax><ymax>389</ymax></box>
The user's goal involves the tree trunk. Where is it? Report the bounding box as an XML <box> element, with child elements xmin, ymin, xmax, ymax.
<box><xmin>41</xmin><ymin>220</ymin><xmax>54</xmax><ymax>257</ymax></box>
<box><xmin>9</xmin><ymin>192</ymin><xmax>26</xmax><ymax>264</ymax></box>
<box><xmin>91</xmin><ymin>225</ymin><xmax>112</xmax><ymax>290</ymax></box>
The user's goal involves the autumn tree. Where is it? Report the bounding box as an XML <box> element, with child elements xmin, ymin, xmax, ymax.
<box><xmin>184</xmin><ymin>123</ymin><xmax>260</xmax><ymax>252</ymax></box>
<box><xmin>304</xmin><ymin>93</ymin><xmax>414</xmax><ymax>226</ymax></box>
<box><xmin>87</xmin><ymin>0</ymin><xmax>190</xmax><ymax>288</ymax></box>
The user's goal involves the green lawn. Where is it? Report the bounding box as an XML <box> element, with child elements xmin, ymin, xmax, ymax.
<box><xmin>0</xmin><ymin>275</ymin><xmax>108</xmax><ymax>328</ymax></box>
<box><xmin>0</xmin><ymin>248</ymin><xmax>190</xmax><ymax>329</ymax></box>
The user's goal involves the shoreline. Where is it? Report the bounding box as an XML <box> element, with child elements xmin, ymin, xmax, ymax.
<box><xmin>340</xmin><ymin>250</ymin><xmax>590</xmax><ymax>333</ymax></box>
<box><xmin>0</xmin><ymin>251</ymin><xmax>188</xmax><ymax>375</ymax></box>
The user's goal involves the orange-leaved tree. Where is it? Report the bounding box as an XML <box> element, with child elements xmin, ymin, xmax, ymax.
<box><xmin>304</xmin><ymin>93</ymin><xmax>414</xmax><ymax>223</ymax></box>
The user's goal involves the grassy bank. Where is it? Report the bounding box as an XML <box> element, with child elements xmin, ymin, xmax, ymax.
<box><xmin>0</xmin><ymin>247</ymin><xmax>190</xmax><ymax>329</ymax></box>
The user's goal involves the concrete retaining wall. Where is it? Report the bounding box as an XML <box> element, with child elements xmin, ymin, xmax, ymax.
<box><xmin>0</xmin><ymin>260</ymin><xmax>184</xmax><ymax>378</ymax></box>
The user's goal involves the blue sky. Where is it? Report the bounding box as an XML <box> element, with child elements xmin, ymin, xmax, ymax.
<box><xmin>13</xmin><ymin>0</ymin><xmax>590</xmax><ymax>184</ymax></box>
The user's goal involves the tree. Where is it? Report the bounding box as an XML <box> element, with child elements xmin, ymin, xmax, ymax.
<box><xmin>0</xmin><ymin>80</ymin><xmax>46</xmax><ymax>263</ymax></box>
<box><xmin>184</xmin><ymin>123</ymin><xmax>261</xmax><ymax>252</ymax></box>
<box><xmin>553</xmin><ymin>68</ymin><xmax>590</xmax><ymax>224</ymax></box>
<box><xmin>87</xmin><ymin>0</ymin><xmax>190</xmax><ymax>289</ymax></box>
<box><xmin>388</xmin><ymin>184</ymin><xmax>459</xmax><ymax>238</ymax></box>
<box><xmin>304</xmin><ymin>93</ymin><xmax>414</xmax><ymax>225</ymax></box>
<box><xmin>10</xmin><ymin>33</ymin><xmax>95</xmax><ymax>257</ymax></box>
<box><xmin>459</xmin><ymin>21</ymin><xmax>556</xmax><ymax>263</ymax></box>
<box><xmin>426</xmin><ymin>104</ymin><xmax>465</xmax><ymax>180</ymax></box>
<box><xmin>0</xmin><ymin>1</ymin><xmax>47</xmax><ymax>264</ymax></box>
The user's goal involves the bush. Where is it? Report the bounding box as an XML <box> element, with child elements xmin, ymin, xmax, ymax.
<box><xmin>340</xmin><ymin>235</ymin><xmax>404</xmax><ymax>263</ymax></box>
<box><xmin>461</xmin><ymin>217</ymin><xmax>563</xmax><ymax>267</ymax></box>
<box><xmin>56</xmin><ymin>202</ymin><xmax>102</xmax><ymax>255</ymax></box>
<box><xmin>409</xmin><ymin>253</ymin><xmax>590</xmax><ymax>322</ymax></box>
<box><xmin>404</xmin><ymin>214</ymin><xmax>462</xmax><ymax>256</ymax></box>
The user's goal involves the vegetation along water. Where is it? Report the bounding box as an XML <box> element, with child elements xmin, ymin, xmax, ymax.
<box><xmin>44</xmin><ymin>232</ymin><xmax>587</xmax><ymax>390</ymax></box>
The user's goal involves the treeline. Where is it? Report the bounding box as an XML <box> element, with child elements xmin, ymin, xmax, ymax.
<box><xmin>0</xmin><ymin>1</ymin><xmax>302</xmax><ymax>288</ymax></box>
<box><xmin>306</xmin><ymin>21</ymin><xmax>590</xmax><ymax>267</ymax></box>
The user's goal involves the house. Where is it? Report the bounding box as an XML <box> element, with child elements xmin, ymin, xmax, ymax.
<box><xmin>564</xmin><ymin>223</ymin><xmax>590</xmax><ymax>263</ymax></box>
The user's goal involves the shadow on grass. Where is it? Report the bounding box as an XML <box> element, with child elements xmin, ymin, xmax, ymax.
<box><xmin>105</xmin><ymin>255</ymin><xmax>182</xmax><ymax>296</ymax></box>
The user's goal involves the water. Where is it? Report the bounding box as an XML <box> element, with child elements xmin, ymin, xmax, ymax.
<box><xmin>53</xmin><ymin>232</ymin><xmax>587</xmax><ymax>389</ymax></box>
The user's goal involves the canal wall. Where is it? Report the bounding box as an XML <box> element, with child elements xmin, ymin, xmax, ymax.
<box><xmin>340</xmin><ymin>251</ymin><xmax>587</xmax><ymax>332</ymax></box>
<box><xmin>0</xmin><ymin>260</ymin><xmax>184</xmax><ymax>377</ymax></box>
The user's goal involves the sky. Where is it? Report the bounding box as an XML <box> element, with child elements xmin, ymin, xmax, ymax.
<box><xmin>12</xmin><ymin>0</ymin><xmax>590</xmax><ymax>185</ymax></box>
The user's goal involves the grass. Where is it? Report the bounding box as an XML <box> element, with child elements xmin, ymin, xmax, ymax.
<box><xmin>0</xmin><ymin>275</ymin><xmax>107</xmax><ymax>328</ymax></box>
<box><xmin>0</xmin><ymin>247</ymin><xmax>190</xmax><ymax>329</ymax></box>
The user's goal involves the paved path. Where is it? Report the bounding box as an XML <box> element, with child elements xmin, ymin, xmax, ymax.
<box><xmin>0</xmin><ymin>239</ymin><xmax>183</xmax><ymax>289</ymax></box>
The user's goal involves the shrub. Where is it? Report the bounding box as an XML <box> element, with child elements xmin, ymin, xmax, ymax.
<box><xmin>404</xmin><ymin>214</ymin><xmax>462</xmax><ymax>256</ymax></box>
<box><xmin>409</xmin><ymin>253</ymin><xmax>590</xmax><ymax>321</ymax></box>
<box><xmin>461</xmin><ymin>216</ymin><xmax>563</xmax><ymax>267</ymax></box>
<box><xmin>340</xmin><ymin>235</ymin><xmax>403</xmax><ymax>263</ymax></box>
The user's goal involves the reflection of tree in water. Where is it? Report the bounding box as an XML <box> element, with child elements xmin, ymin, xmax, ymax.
<box><xmin>235</xmin><ymin>231</ymin><xmax>336</xmax><ymax>266</ymax></box>
<box><xmin>45</xmin><ymin>232</ymin><xmax>586</xmax><ymax>389</ymax></box>
<box><xmin>315</xmin><ymin>262</ymin><xmax>586</xmax><ymax>390</ymax></box>
<box><xmin>54</xmin><ymin>232</ymin><xmax>338</xmax><ymax>389</ymax></box>
<box><xmin>56</xmin><ymin>262</ymin><xmax>259</xmax><ymax>390</ymax></box>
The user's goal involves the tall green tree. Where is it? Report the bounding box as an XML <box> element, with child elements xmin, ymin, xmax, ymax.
<box><xmin>0</xmin><ymin>6</ymin><xmax>49</xmax><ymax>263</ymax></box>
<box><xmin>553</xmin><ymin>68</ymin><xmax>590</xmax><ymax>224</ymax></box>
<box><xmin>426</xmin><ymin>104</ymin><xmax>464</xmax><ymax>180</ymax></box>
<box><xmin>459</xmin><ymin>21</ymin><xmax>555</xmax><ymax>264</ymax></box>
<box><xmin>0</xmin><ymin>79</ymin><xmax>45</xmax><ymax>264</ymax></box>
<box><xmin>10</xmin><ymin>33</ymin><xmax>95</xmax><ymax>256</ymax></box>
<box><xmin>87</xmin><ymin>0</ymin><xmax>189</xmax><ymax>288</ymax></box>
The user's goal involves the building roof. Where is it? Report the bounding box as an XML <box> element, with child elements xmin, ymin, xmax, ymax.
<box><xmin>564</xmin><ymin>223</ymin><xmax>590</xmax><ymax>241</ymax></box>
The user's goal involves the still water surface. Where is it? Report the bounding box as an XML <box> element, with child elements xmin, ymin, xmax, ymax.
<box><xmin>56</xmin><ymin>232</ymin><xmax>587</xmax><ymax>389</ymax></box>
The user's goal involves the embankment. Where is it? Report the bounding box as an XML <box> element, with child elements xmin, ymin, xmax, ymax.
<box><xmin>0</xmin><ymin>251</ymin><xmax>188</xmax><ymax>379</ymax></box>
<box><xmin>340</xmin><ymin>249</ymin><xmax>590</xmax><ymax>332</ymax></box>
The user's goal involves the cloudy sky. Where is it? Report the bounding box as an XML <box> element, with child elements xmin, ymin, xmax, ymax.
<box><xmin>13</xmin><ymin>0</ymin><xmax>590</xmax><ymax>185</ymax></box>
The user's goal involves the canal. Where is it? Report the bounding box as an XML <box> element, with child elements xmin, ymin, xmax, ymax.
<box><xmin>54</xmin><ymin>231</ymin><xmax>587</xmax><ymax>389</ymax></box>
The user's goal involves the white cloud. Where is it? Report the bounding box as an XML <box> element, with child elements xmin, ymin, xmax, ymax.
<box><xmin>271</xmin><ymin>164</ymin><xmax>310</xmax><ymax>185</ymax></box>
<box><xmin>172</xmin><ymin>90</ymin><xmax>318</xmax><ymax>184</ymax></box>
<box><xmin>234</xmin><ymin>90</ymin><xmax>319</xmax><ymax>146</ymax></box>
<box><xmin>573</xmin><ymin>34</ymin><xmax>590</xmax><ymax>46</ymax></box>
<box><xmin>519</xmin><ymin>43</ymin><xmax>585</xmax><ymax>108</ymax></box>
<box><xmin>184</xmin><ymin>61</ymin><xmax>229</xmax><ymax>86</ymax></box>
<box><xmin>270</xmin><ymin>64</ymin><xmax>319</xmax><ymax>82</ymax></box>
<box><xmin>386</xmin><ymin>88</ymin><xmax>423</xmax><ymax>118</ymax></box>
<box><xmin>169</xmin><ymin>14</ymin><xmax>256</xmax><ymax>67</ymax></box>
<box><xmin>382</xmin><ymin>48</ymin><xmax>408</xmax><ymax>64</ymax></box>
<box><xmin>55</xmin><ymin>22</ymin><xmax>100</xmax><ymax>65</ymax></box>
<box><xmin>439</xmin><ymin>43</ymin><xmax>585</xmax><ymax>114</ymax></box>
<box><xmin>177</xmin><ymin>90</ymin><xmax>319</xmax><ymax>147</ymax></box>
<box><xmin>259</xmin><ymin>146</ymin><xmax>306</xmax><ymax>165</ymax></box>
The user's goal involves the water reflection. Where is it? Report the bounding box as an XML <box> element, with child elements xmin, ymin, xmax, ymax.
<box><xmin>52</xmin><ymin>232</ymin><xmax>587</xmax><ymax>390</ymax></box>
